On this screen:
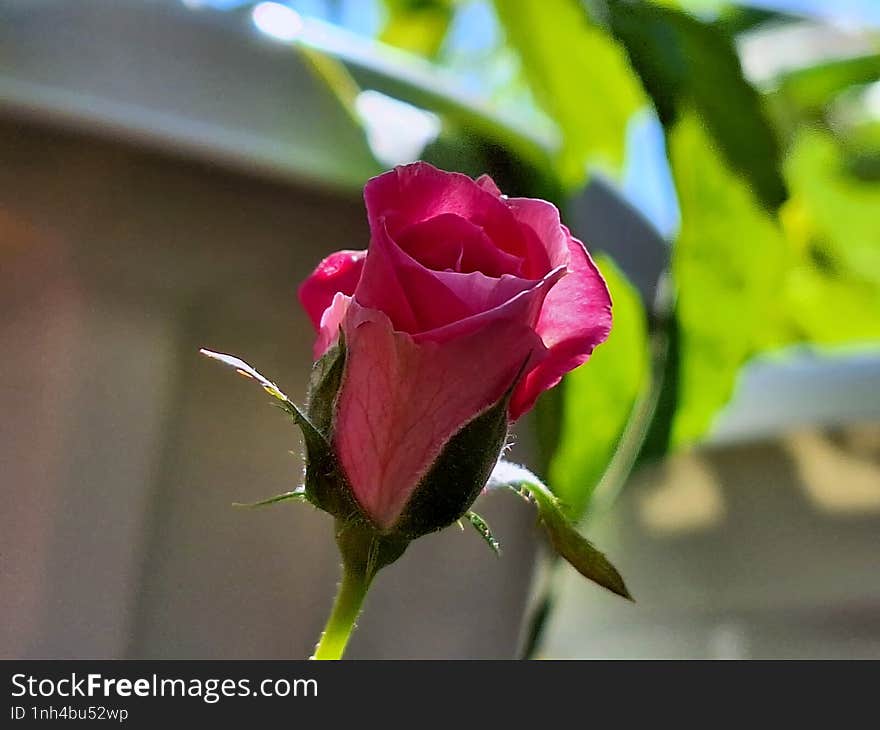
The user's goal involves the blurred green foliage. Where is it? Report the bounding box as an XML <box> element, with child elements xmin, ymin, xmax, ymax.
<box><xmin>770</xmin><ymin>54</ymin><xmax>880</xmax><ymax>131</ymax></box>
<box><xmin>606</xmin><ymin>0</ymin><xmax>787</xmax><ymax>210</ymax></box>
<box><xmin>549</xmin><ymin>256</ymin><xmax>650</xmax><ymax>519</ymax></box>
<box><xmin>778</xmin><ymin>129</ymin><xmax>880</xmax><ymax>345</ymax></box>
<box><xmin>380</xmin><ymin>0</ymin><xmax>458</xmax><ymax>58</ymax></box>
<box><xmin>491</xmin><ymin>0</ymin><xmax>646</xmax><ymax>188</ymax></box>
<box><xmin>784</xmin><ymin>129</ymin><xmax>880</xmax><ymax>287</ymax></box>
<box><xmin>669</xmin><ymin>113</ymin><xmax>790</xmax><ymax>445</ymax></box>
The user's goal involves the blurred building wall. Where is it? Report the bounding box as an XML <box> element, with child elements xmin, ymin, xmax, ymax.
<box><xmin>543</xmin><ymin>426</ymin><xmax>880</xmax><ymax>658</ymax></box>
<box><xmin>0</xmin><ymin>118</ymin><xmax>539</xmax><ymax>659</ymax></box>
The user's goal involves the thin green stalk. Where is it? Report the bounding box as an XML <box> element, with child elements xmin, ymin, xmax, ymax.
<box><xmin>518</xmin><ymin>551</ymin><xmax>563</xmax><ymax>658</ymax></box>
<box><xmin>519</xmin><ymin>306</ymin><xmax>674</xmax><ymax>658</ymax></box>
<box><xmin>311</xmin><ymin>567</ymin><xmax>372</xmax><ymax>660</ymax></box>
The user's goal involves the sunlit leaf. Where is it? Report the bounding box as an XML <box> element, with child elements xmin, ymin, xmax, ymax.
<box><xmin>783</xmin><ymin>264</ymin><xmax>880</xmax><ymax>345</ymax></box>
<box><xmin>669</xmin><ymin>113</ymin><xmax>790</xmax><ymax>446</ymax></box>
<box><xmin>783</xmin><ymin>129</ymin><xmax>880</xmax><ymax>284</ymax></box>
<box><xmin>778</xmin><ymin>129</ymin><xmax>880</xmax><ymax>344</ymax></box>
<box><xmin>487</xmin><ymin>462</ymin><xmax>632</xmax><ymax>600</ymax></box>
<box><xmin>843</xmin><ymin>120</ymin><xmax>880</xmax><ymax>179</ymax></box>
<box><xmin>548</xmin><ymin>255</ymin><xmax>650</xmax><ymax>519</ymax></box>
<box><xmin>492</xmin><ymin>0</ymin><xmax>646</xmax><ymax>188</ymax></box>
<box><xmin>666</xmin><ymin>123</ymin><xmax>878</xmax><ymax>447</ymax></box>
<box><xmin>380</xmin><ymin>0</ymin><xmax>458</xmax><ymax>58</ymax></box>
<box><xmin>607</xmin><ymin>0</ymin><xmax>787</xmax><ymax>209</ymax></box>
<box><xmin>771</xmin><ymin>53</ymin><xmax>880</xmax><ymax>124</ymax></box>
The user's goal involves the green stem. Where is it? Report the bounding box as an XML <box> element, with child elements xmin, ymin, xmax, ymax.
<box><xmin>519</xmin><ymin>306</ymin><xmax>674</xmax><ymax>659</ymax></box>
<box><xmin>518</xmin><ymin>550</ymin><xmax>562</xmax><ymax>659</ymax></box>
<box><xmin>311</xmin><ymin>567</ymin><xmax>371</xmax><ymax>660</ymax></box>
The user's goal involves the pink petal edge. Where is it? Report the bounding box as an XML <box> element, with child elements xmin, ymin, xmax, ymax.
<box><xmin>298</xmin><ymin>250</ymin><xmax>365</xmax><ymax>331</ymax></box>
<box><xmin>509</xmin><ymin>236</ymin><xmax>612</xmax><ymax>418</ymax></box>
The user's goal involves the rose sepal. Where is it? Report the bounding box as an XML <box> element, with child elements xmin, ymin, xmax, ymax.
<box><xmin>486</xmin><ymin>461</ymin><xmax>633</xmax><ymax>601</ymax></box>
<box><xmin>199</xmin><ymin>344</ymin><xmax>406</xmax><ymax>550</ymax></box>
<box><xmin>199</xmin><ymin>347</ymin><xmax>362</xmax><ymax>524</ymax></box>
<box><xmin>302</xmin><ymin>335</ymin><xmax>364</xmax><ymax>521</ymax></box>
<box><xmin>390</xmin><ymin>358</ymin><xmax>528</xmax><ymax>539</ymax></box>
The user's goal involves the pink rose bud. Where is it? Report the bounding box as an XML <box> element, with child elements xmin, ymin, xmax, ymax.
<box><xmin>299</xmin><ymin>162</ymin><xmax>611</xmax><ymax>536</ymax></box>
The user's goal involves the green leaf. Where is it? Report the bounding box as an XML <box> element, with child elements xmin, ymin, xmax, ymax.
<box><xmin>548</xmin><ymin>255</ymin><xmax>650</xmax><ymax>519</ymax></box>
<box><xmin>607</xmin><ymin>0</ymin><xmax>787</xmax><ymax>209</ymax></box>
<box><xmin>633</xmin><ymin>311</ymin><xmax>679</xmax><ymax>464</ymax></box>
<box><xmin>380</xmin><ymin>0</ymin><xmax>458</xmax><ymax>58</ymax></box>
<box><xmin>782</xmin><ymin>265</ymin><xmax>880</xmax><ymax>345</ymax></box>
<box><xmin>778</xmin><ymin>129</ymin><xmax>880</xmax><ymax>344</ymax></box>
<box><xmin>771</xmin><ymin>53</ymin><xmax>880</xmax><ymax>124</ymax></box>
<box><xmin>465</xmin><ymin>511</ymin><xmax>501</xmax><ymax>556</ymax></box>
<box><xmin>492</xmin><ymin>0</ymin><xmax>646</xmax><ymax>187</ymax></box>
<box><xmin>487</xmin><ymin>462</ymin><xmax>632</xmax><ymax>600</ymax></box>
<box><xmin>783</xmin><ymin>129</ymin><xmax>880</xmax><ymax>285</ymax></box>
<box><xmin>531</xmin><ymin>380</ymin><xmax>564</xmax><ymax>481</ymax></box>
<box><xmin>233</xmin><ymin>489</ymin><xmax>308</xmax><ymax>508</ymax></box>
<box><xmin>668</xmin><ymin>114</ymin><xmax>790</xmax><ymax>446</ymax></box>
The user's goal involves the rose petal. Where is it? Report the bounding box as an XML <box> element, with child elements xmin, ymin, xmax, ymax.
<box><xmin>509</xmin><ymin>235</ymin><xmax>612</xmax><ymax>419</ymax></box>
<box><xmin>335</xmin><ymin>301</ymin><xmax>545</xmax><ymax>528</ymax></box>
<box><xmin>506</xmin><ymin>197</ymin><xmax>571</xmax><ymax>277</ymax></box>
<box><xmin>425</xmin><ymin>269</ymin><xmax>544</xmax><ymax>329</ymax></box>
<box><xmin>356</xmin><ymin>219</ymin><xmax>475</xmax><ymax>333</ymax></box>
<box><xmin>298</xmin><ymin>250</ymin><xmax>365</xmax><ymax>330</ymax></box>
<box><xmin>364</xmin><ymin>162</ymin><xmax>531</xmax><ymax>261</ymax></box>
<box><xmin>416</xmin><ymin>265</ymin><xmax>564</xmax><ymax>345</ymax></box>
<box><xmin>475</xmin><ymin>173</ymin><xmax>503</xmax><ymax>198</ymax></box>
<box><xmin>313</xmin><ymin>292</ymin><xmax>351</xmax><ymax>359</ymax></box>
<box><xmin>353</xmin><ymin>222</ymin><xmax>421</xmax><ymax>334</ymax></box>
<box><xmin>395</xmin><ymin>214</ymin><xmax>465</xmax><ymax>272</ymax></box>
<box><xmin>396</xmin><ymin>213</ymin><xmax>525</xmax><ymax>277</ymax></box>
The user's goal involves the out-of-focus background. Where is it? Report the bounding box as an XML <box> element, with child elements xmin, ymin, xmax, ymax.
<box><xmin>1</xmin><ymin>0</ymin><xmax>878</xmax><ymax>659</ymax></box>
